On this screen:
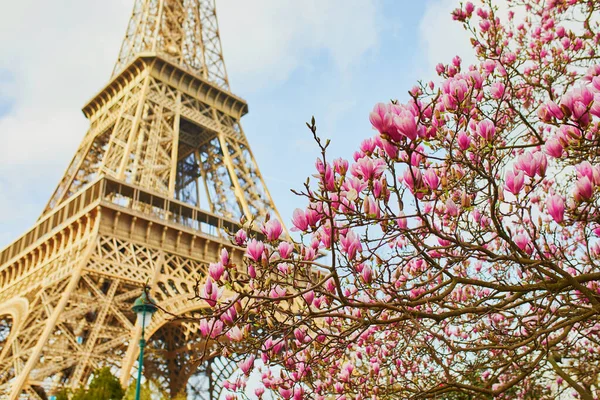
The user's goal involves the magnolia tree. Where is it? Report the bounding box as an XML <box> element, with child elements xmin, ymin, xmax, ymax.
<box><xmin>196</xmin><ymin>0</ymin><xmax>600</xmax><ymax>398</ymax></box>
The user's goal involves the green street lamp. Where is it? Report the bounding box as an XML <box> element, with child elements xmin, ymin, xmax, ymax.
<box><xmin>131</xmin><ymin>290</ymin><xmax>158</xmax><ymax>400</ymax></box>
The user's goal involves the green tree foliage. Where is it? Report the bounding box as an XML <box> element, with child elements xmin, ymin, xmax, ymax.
<box><xmin>123</xmin><ymin>380</ymin><xmax>152</xmax><ymax>400</ymax></box>
<box><xmin>54</xmin><ymin>388</ymin><xmax>71</xmax><ymax>400</ymax></box>
<box><xmin>71</xmin><ymin>367</ymin><xmax>125</xmax><ymax>400</ymax></box>
<box><xmin>51</xmin><ymin>371</ymin><xmax>187</xmax><ymax>400</ymax></box>
<box><xmin>123</xmin><ymin>378</ymin><xmax>185</xmax><ymax>400</ymax></box>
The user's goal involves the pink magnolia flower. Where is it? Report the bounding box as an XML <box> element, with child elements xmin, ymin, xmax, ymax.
<box><xmin>476</xmin><ymin>120</ymin><xmax>496</xmax><ymax>141</ymax></box>
<box><xmin>546</xmin><ymin>195</ymin><xmax>565</xmax><ymax>223</ymax></box>
<box><xmin>343</xmin><ymin>176</ymin><xmax>368</xmax><ymax>196</ymax></box>
<box><xmin>465</xmin><ymin>1</ymin><xmax>475</xmax><ymax>14</ymax></box>
<box><xmin>262</xmin><ymin>218</ymin><xmax>283</xmax><ymax>241</ymax></box>
<box><xmin>208</xmin><ymin>262</ymin><xmax>225</xmax><ymax>281</ymax></box>
<box><xmin>546</xmin><ymin>101</ymin><xmax>564</xmax><ymax>119</ymax></box>
<box><xmin>393</xmin><ymin>111</ymin><xmax>418</xmax><ymax>141</ymax></box>
<box><xmin>397</xmin><ymin>212</ymin><xmax>408</xmax><ymax>229</ymax></box>
<box><xmin>354</xmin><ymin>156</ymin><xmax>386</xmax><ymax>181</ymax></box>
<box><xmin>452</xmin><ymin>55</ymin><xmax>462</xmax><ymax>68</ymax></box>
<box><xmin>515</xmin><ymin>151</ymin><xmax>545</xmax><ymax>177</ymax></box>
<box><xmin>410</xmin><ymin>148</ymin><xmax>424</xmax><ymax>166</ymax></box>
<box><xmin>210</xmin><ymin>320</ymin><xmax>223</xmax><ymax>338</ymax></box>
<box><xmin>221</xmin><ymin>305</ymin><xmax>237</xmax><ymax>324</ymax></box>
<box><xmin>302</xmin><ymin>246</ymin><xmax>317</xmax><ymax>261</ymax></box>
<box><xmin>234</xmin><ymin>229</ymin><xmax>247</xmax><ymax>245</ymax></box>
<box><xmin>315</xmin><ymin>158</ymin><xmax>325</xmax><ymax>174</ymax></box>
<box><xmin>545</xmin><ymin>138</ymin><xmax>563</xmax><ymax>158</ymax></box>
<box><xmin>305</xmin><ymin>207</ymin><xmax>321</xmax><ymax>227</ymax></box>
<box><xmin>277</xmin><ymin>263</ymin><xmax>291</xmax><ymax>275</ymax></box>
<box><xmin>482</xmin><ymin>60</ymin><xmax>496</xmax><ymax>74</ymax></box>
<box><xmin>457</xmin><ymin>131</ymin><xmax>471</xmax><ymax>150</ymax></box>
<box><xmin>199</xmin><ymin>319</ymin><xmax>211</xmax><ymax>337</ymax></box>
<box><xmin>291</xmin><ymin>208</ymin><xmax>309</xmax><ymax>231</ymax></box>
<box><xmin>559</xmin><ymin>124</ymin><xmax>582</xmax><ymax>143</ymax></box>
<box><xmin>575</xmin><ymin>161</ymin><xmax>600</xmax><ymax>184</ymax></box>
<box><xmin>369</xmin><ymin>103</ymin><xmax>393</xmax><ymax>133</ymax></box>
<box><xmin>226</xmin><ymin>326</ymin><xmax>244</xmax><ymax>342</ymax></box>
<box><xmin>480</xmin><ymin>19</ymin><xmax>491</xmax><ymax>32</ymax></box>
<box><xmin>199</xmin><ymin>318</ymin><xmax>223</xmax><ymax>338</ymax></box>
<box><xmin>591</xmin><ymin>93</ymin><xmax>600</xmax><ymax>118</ymax></box>
<box><xmin>293</xmin><ymin>328</ymin><xmax>306</xmax><ymax>342</ymax></box>
<box><xmin>362</xmin><ymin>196</ymin><xmax>380</xmax><ymax>218</ymax></box>
<box><xmin>503</xmin><ymin>51</ymin><xmax>517</xmax><ymax>64</ymax></box>
<box><xmin>534</xmin><ymin>152</ymin><xmax>547</xmax><ymax>176</ymax></box>
<box><xmin>443</xmin><ymin>78</ymin><xmax>468</xmax><ymax>102</ymax></box>
<box><xmin>380</xmin><ymin>138</ymin><xmax>399</xmax><ymax>158</ymax></box>
<box><xmin>324</xmin><ymin>278</ymin><xmax>337</xmax><ymax>293</ymax></box>
<box><xmin>514</xmin><ymin>235</ymin><xmax>533</xmax><ymax>255</ymax></box>
<box><xmin>269</xmin><ymin>286</ymin><xmax>287</xmax><ymax>299</ymax></box>
<box><xmin>238</xmin><ymin>355</ymin><xmax>255</xmax><ymax>375</ymax></box>
<box><xmin>361</xmin><ymin>264</ymin><xmax>373</xmax><ymax>283</ymax></box>
<box><xmin>577</xmin><ymin>85</ymin><xmax>595</xmax><ymax>105</ymax></box>
<box><xmin>202</xmin><ymin>278</ymin><xmax>220</xmax><ymax>307</ymax></box>
<box><xmin>537</xmin><ymin>105</ymin><xmax>553</xmax><ymax>123</ymax></box>
<box><xmin>278</xmin><ymin>241</ymin><xmax>294</xmax><ymax>259</ymax></box>
<box><xmin>514</xmin><ymin>152</ymin><xmax>537</xmax><ymax>177</ymax></box>
<box><xmin>334</xmin><ymin>157</ymin><xmax>349</xmax><ymax>175</ymax></box>
<box><xmin>316</xmin><ymin>162</ymin><xmax>335</xmax><ymax>191</ymax></box>
<box><xmin>361</xmin><ymin>137</ymin><xmax>377</xmax><ymax>154</ymax></box>
<box><xmin>585</xmin><ymin>64</ymin><xmax>600</xmax><ymax>81</ymax></box>
<box><xmin>403</xmin><ymin>167</ymin><xmax>423</xmax><ymax>193</ymax></box>
<box><xmin>504</xmin><ymin>170</ymin><xmax>525</xmax><ymax>195</ymax></box>
<box><xmin>278</xmin><ymin>388</ymin><xmax>293</xmax><ymax>400</ymax></box>
<box><xmin>446</xmin><ymin>198</ymin><xmax>459</xmax><ymax>217</ymax></box>
<box><xmin>490</xmin><ymin>82</ymin><xmax>505</xmax><ymax>99</ymax></box>
<box><xmin>423</xmin><ymin>169</ymin><xmax>440</xmax><ymax>190</ymax></box>
<box><xmin>246</xmin><ymin>239</ymin><xmax>265</xmax><ymax>262</ymax></box>
<box><xmin>340</xmin><ymin>230</ymin><xmax>363</xmax><ymax>259</ymax></box>
<box><xmin>302</xmin><ymin>290</ymin><xmax>315</xmax><ymax>306</ymax></box>
<box><xmin>220</xmin><ymin>248</ymin><xmax>229</xmax><ymax>266</ymax></box>
<box><xmin>293</xmin><ymin>387</ymin><xmax>304</xmax><ymax>400</ymax></box>
<box><xmin>574</xmin><ymin>176</ymin><xmax>594</xmax><ymax>202</ymax></box>
<box><xmin>561</xmin><ymin>86</ymin><xmax>594</xmax><ymax>126</ymax></box>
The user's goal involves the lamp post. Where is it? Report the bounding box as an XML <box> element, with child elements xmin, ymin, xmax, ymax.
<box><xmin>131</xmin><ymin>290</ymin><xmax>158</xmax><ymax>400</ymax></box>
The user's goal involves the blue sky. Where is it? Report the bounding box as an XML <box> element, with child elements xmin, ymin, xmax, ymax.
<box><xmin>0</xmin><ymin>0</ymin><xmax>470</xmax><ymax>248</ymax></box>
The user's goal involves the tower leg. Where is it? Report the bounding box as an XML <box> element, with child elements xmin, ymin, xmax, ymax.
<box><xmin>8</xmin><ymin>242</ymin><xmax>91</xmax><ymax>400</ymax></box>
<box><xmin>120</xmin><ymin>323</ymin><xmax>143</xmax><ymax>387</ymax></box>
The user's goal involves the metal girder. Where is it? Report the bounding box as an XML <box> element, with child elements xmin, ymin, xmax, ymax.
<box><xmin>112</xmin><ymin>0</ymin><xmax>229</xmax><ymax>90</ymax></box>
<box><xmin>1</xmin><ymin>206</ymin><xmax>245</xmax><ymax>398</ymax></box>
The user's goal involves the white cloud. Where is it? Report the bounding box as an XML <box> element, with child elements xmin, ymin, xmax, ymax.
<box><xmin>0</xmin><ymin>0</ymin><xmax>382</xmax><ymax>247</ymax></box>
<box><xmin>0</xmin><ymin>0</ymin><xmax>133</xmax><ymax>246</ymax></box>
<box><xmin>0</xmin><ymin>0</ymin><xmax>132</xmax><ymax>166</ymax></box>
<box><xmin>418</xmin><ymin>0</ymin><xmax>475</xmax><ymax>74</ymax></box>
<box><xmin>418</xmin><ymin>0</ymin><xmax>527</xmax><ymax>76</ymax></box>
<box><xmin>218</xmin><ymin>0</ymin><xmax>381</xmax><ymax>91</ymax></box>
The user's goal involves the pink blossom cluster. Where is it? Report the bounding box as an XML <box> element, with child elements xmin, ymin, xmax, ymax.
<box><xmin>196</xmin><ymin>0</ymin><xmax>600</xmax><ymax>399</ymax></box>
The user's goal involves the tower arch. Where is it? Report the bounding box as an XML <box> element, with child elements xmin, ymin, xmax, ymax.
<box><xmin>132</xmin><ymin>297</ymin><xmax>241</xmax><ymax>399</ymax></box>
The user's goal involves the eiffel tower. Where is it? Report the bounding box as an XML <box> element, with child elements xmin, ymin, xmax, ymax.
<box><xmin>0</xmin><ymin>1</ymin><xmax>282</xmax><ymax>398</ymax></box>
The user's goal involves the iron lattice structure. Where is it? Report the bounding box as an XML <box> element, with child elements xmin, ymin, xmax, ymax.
<box><xmin>0</xmin><ymin>1</ymin><xmax>281</xmax><ymax>398</ymax></box>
